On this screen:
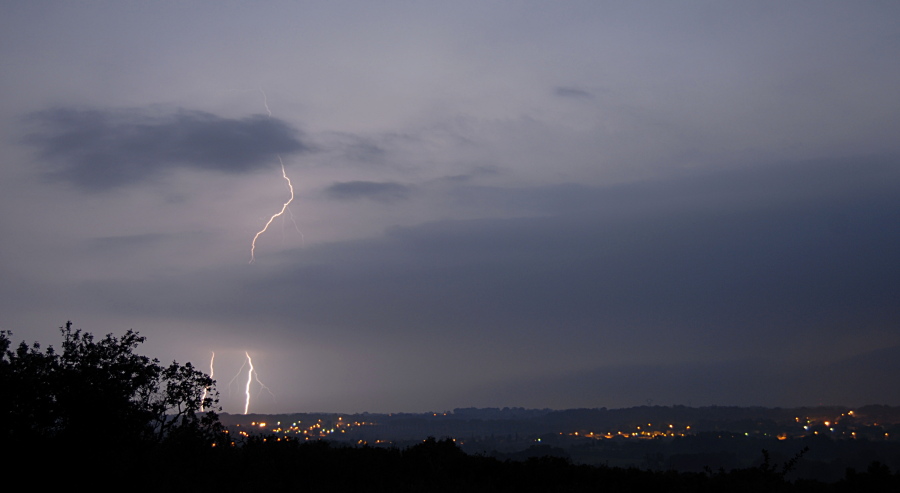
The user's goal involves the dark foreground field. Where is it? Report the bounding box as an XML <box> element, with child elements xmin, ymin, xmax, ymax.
<box><xmin>11</xmin><ymin>436</ymin><xmax>899</xmax><ymax>492</ymax></box>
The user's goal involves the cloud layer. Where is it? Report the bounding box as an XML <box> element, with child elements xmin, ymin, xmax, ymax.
<box><xmin>326</xmin><ymin>181</ymin><xmax>411</xmax><ymax>202</ymax></box>
<box><xmin>27</xmin><ymin>108</ymin><xmax>308</xmax><ymax>190</ymax></box>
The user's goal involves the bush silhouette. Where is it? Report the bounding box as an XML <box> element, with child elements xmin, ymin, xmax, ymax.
<box><xmin>1</xmin><ymin>321</ymin><xmax>221</xmax><ymax>448</ymax></box>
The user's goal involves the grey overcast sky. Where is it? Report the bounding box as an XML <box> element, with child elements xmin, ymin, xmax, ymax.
<box><xmin>2</xmin><ymin>1</ymin><xmax>899</xmax><ymax>413</ymax></box>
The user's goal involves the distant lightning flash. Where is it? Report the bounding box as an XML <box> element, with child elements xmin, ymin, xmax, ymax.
<box><xmin>242</xmin><ymin>351</ymin><xmax>274</xmax><ymax>414</ymax></box>
<box><xmin>222</xmin><ymin>351</ymin><xmax>276</xmax><ymax>414</ymax></box>
<box><xmin>249</xmin><ymin>89</ymin><xmax>301</xmax><ymax>263</ymax></box>
<box><xmin>261</xmin><ymin>88</ymin><xmax>272</xmax><ymax>117</ymax></box>
<box><xmin>200</xmin><ymin>351</ymin><xmax>215</xmax><ymax>412</ymax></box>
<box><xmin>227</xmin><ymin>359</ymin><xmax>247</xmax><ymax>397</ymax></box>
<box><xmin>243</xmin><ymin>352</ymin><xmax>253</xmax><ymax>414</ymax></box>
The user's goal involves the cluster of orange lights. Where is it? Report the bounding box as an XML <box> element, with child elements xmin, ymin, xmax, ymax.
<box><xmin>238</xmin><ymin>417</ymin><xmax>376</xmax><ymax>442</ymax></box>
<box><xmin>568</xmin><ymin>423</ymin><xmax>692</xmax><ymax>440</ymax></box>
<box><xmin>557</xmin><ymin>410</ymin><xmax>894</xmax><ymax>442</ymax></box>
<box><xmin>795</xmin><ymin>411</ymin><xmax>890</xmax><ymax>439</ymax></box>
<box><xmin>210</xmin><ymin>408</ymin><xmax>895</xmax><ymax>447</ymax></box>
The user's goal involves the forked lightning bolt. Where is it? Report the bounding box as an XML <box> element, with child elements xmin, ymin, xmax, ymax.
<box><xmin>249</xmin><ymin>156</ymin><xmax>295</xmax><ymax>263</ymax></box>
<box><xmin>242</xmin><ymin>351</ymin><xmax>274</xmax><ymax>414</ymax></box>
<box><xmin>249</xmin><ymin>89</ymin><xmax>300</xmax><ymax>263</ymax></box>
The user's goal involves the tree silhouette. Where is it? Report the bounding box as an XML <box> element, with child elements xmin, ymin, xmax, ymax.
<box><xmin>0</xmin><ymin>321</ymin><xmax>221</xmax><ymax>447</ymax></box>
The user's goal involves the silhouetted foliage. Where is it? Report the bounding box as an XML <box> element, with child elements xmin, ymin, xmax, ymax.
<box><xmin>1</xmin><ymin>322</ymin><xmax>222</xmax><ymax>448</ymax></box>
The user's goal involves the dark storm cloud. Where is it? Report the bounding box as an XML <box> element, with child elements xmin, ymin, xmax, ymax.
<box><xmin>26</xmin><ymin>107</ymin><xmax>309</xmax><ymax>190</ymax></box>
<box><xmin>325</xmin><ymin>181</ymin><xmax>411</xmax><ymax>202</ymax></box>
<box><xmin>554</xmin><ymin>87</ymin><xmax>592</xmax><ymax>99</ymax></box>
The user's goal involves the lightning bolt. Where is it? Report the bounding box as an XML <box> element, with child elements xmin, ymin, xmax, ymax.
<box><xmin>200</xmin><ymin>351</ymin><xmax>215</xmax><ymax>412</ymax></box>
<box><xmin>249</xmin><ymin>89</ymin><xmax>302</xmax><ymax>263</ymax></box>
<box><xmin>249</xmin><ymin>157</ymin><xmax>296</xmax><ymax>263</ymax></box>
<box><xmin>244</xmin><ymin>352</ymin><xmax>253</xmax><ymax>414</ymax></box>
<box><xmin>227</xmin><ymin>359</ymin><xmax>247</xmax><ymax>398</ymax></box>
<box><xmin>242</xmin><ymin>351</ymin><xmax>275</xmax><ymax>415</ymax></box>
<box><xmin>261</xmin><ymin>87</ymin><xmax>273</xmax><ymax>117</ymax></box>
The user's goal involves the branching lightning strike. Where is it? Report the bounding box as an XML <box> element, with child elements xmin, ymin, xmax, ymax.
<box><xmin>223</xmin><ymin>351</ymin><xmax>274</xmax><ymax>414</ymax></box>
<box><xmin>250</xmin><ymin>156</ymin><xmax>296</xmax><ymax>263</ymax></box>
<box><xmin>249</xmin><ymin>88</ymin><xmax>301</xmax><ymax>263</ymax></box>
<box><xmin>243</xmin><ymin>351</ymin><xmax>274</xmax><ymax>414</ymax></box>
<box><xmin>227</xmin><ymin>359</ymin><xmax>247</xmax><ymax>398</ymax></box>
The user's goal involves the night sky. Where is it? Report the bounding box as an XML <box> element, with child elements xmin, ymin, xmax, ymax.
<box><xmin>2</xmin><ymin>2</ymin><xmax>899</xmax><ymax>414</ymax></box>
